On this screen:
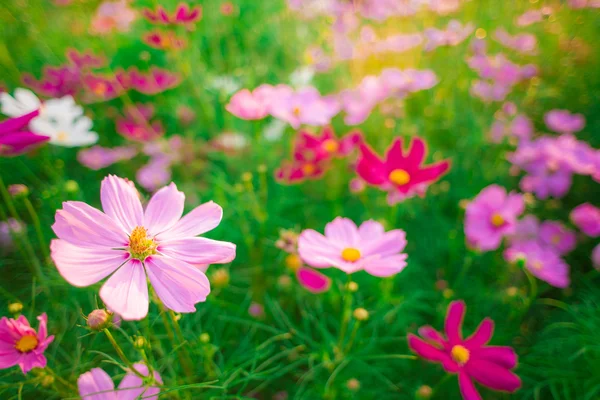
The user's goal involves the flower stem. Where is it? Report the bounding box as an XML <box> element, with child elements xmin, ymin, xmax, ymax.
<box><xmin>159</xmin><ymin>305</ymin><xmax>194</xmax><ymax>380</ymax></box>
<box><xmin>336</xmin><ymin>276</ymin><xmax>353</xmax><ymax>354</ymax></box>
<box><xmin>44</xmin><ymin>366</ymin><xmax>77</xmax><ymax>393</ymax></box>
<box><xmin>103</xmin><ymin>329</ymin><xmax>145</xmax><ymax>379</ymax></box>
<box><xmin>23</xmin><ymin>197</ymin><xmax>50</xmax><ymax>264</ymax></box>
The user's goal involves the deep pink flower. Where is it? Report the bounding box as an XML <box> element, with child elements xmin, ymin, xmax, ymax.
<box><xmin>539</xmin><ymin>221</ymin><xmax>576</xmax><ymax>255</ymax></box>
<box><xmin>116</xmin><ymin>104</ymin><xmax>164</xmax><ymax>142</ymax></box>
<box><xmin>0</xmin><ymin>110</ymin><xmax>50</xmax><ymax>156</ymax></box>
<box><xmin>571</xmin><ymin>203</ymin><xmax>600</xmax><ymax>237</ymax></box>
<box><xmin>0</xmin><ymin>313</ymin><xmax>54</xmax><ymax>374</ymax></box>
<box><xmin>78</xmin><ymin>363</ymin><xmax>162</xmax><ymax>400</ymax></box>
<box><xmin>78</xmin><ymin>145</ymin><xmax>138</xmax><ymax>170</ymax></box>
<box><xmin>82</xmin><ymin>74</ymin><xmax>125</xmax><ymax>101</ymax></box>
<box><xmin>142</xmin><ymin>31</ymin><xmax>187</xmax><ymax>50</ymax></box>
<box><xmin>298</xmin><ymin>217</ymin><xmax>408</xmax><ymax>276</ymax></box>
<box><xmin>544</xmin><ymin>109</ymin><xmax>585</xmax><ymax>134</ymax></box>
<box><xmin>408</xmin><ymin>301</ymin><xmax>521</xmax><ymax>400</ymax></box>
<box><xmin>66</xmin><ymin>49</ymin><xmax>106</xmax><ymax>69</ymax></box>
<box><xmin>356</xmin><ymin>137</ymin><xmax>450</xmax><ymax>204</ymax></box>
<box><xmin>296</xmin><ymin>267</ymin><xmax>331</xmax><ymax>293</ymax></box>
<box><xmin>50</xmin><ymin>175</ymin><xmax>236</xmax><ymax>320</ymax></box>
<box><xmin>465</xmin><ymin>185</ymin><xmax>524</xmax><ymax>251</ymax></box>
<box><xmin>128</xmin><ymin>67</ymin><xmax>181</xmax><ymax>95</ymax></box>
<box><xmin>143</xmin><ymin>3</ymin><xmax>202</xmax><ymax>25</ymax></box>
<box><xmin>22</xmin><ymin>65</ymin><xmax>81</xmax><ymax>98</ymax></box>
<box><xmin>504</xmin><ymin>241</ymin><xmax>570</xmax><ymax>287</ymax></box>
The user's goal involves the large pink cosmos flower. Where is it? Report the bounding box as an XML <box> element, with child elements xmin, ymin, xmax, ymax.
<box><xmin>356</xmin><ymin>137</ymin><xmax>450</xmax><ymax>205</ymax></box>
<box><xmin>78</xmin><ymin>363</ymin><xmax>162</xmax><ymax>400</ymax></box>
<box><xmin>0</xmin><ymin>110</ymin><xmax>50</xmax><ymax>156</ymax></box>
<box><xmin>50</xmin><ymin>175</ymin><xmax>236</xmax><ymax>320</ymax></box>
<box><xmin>408</xmin><ymin>301</ymin><xmax>521</xmax><ymax>400</ymax></box>
<box><xmin>464</xmin><ymin>185</ymin><xmax>524</xmax><ymax>251</ymax></box>
<box><xmin>0</xmin><ymin>313</ymin><xmax>54</xmax><ymax>374</ymax></box>
<box><xmin>298</xmin><ymin>217</ymin><xmax>408</xmax><ymax>276</ymax></box>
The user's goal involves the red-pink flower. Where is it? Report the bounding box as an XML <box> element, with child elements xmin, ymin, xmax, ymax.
<box><xmin>143</xmin><ymin>3</ymin><xmax>202</xmax><ymax>26</ymax></box>
<box><xmin>0</xmin><ymin>313</ymin><xmax>54</xmax><ymax>374</ymax></box>
<box><xmin>82</xmin><ymin>74</ymin><xmax>125</xmax><ymax>101</ymax></box>
<box><xmin>142</xmin><ymin>30</ymin><xmax>187</xmax><ymax>50</ymax></box>
<box><xmin>408</xmin><ymin>301</ymin><xmax>521</xmax><ymax>400</ymax></box>
<box><xmin>66</xmin><ymin>49</ymin><xmax>106</xmax><ymax>69</ymax></box>
<box><xmin>116</xmin><ymin>103</ymin><xmax>164</xmax><ymax>142</ymax></box>
<box><xmin>356</xmin><ymin>137</ymin><xmax>450</xmax><ymax>204</ymax></box>
<box><xmin>0</xmin><ymin>110</ymin><xmax>50</xmax><ymax>157</ymax></box>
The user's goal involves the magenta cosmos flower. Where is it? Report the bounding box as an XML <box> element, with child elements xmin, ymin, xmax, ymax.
<box><xmin>570</xmin><ymin>203</ymin><xmax>600</xmax><ymax>237</ymax></box>
<box><xmin>408</xmin><ymin>301</ymin><xmax>521</xmax><ymax>400</ymax></box>
<box><xmin>0</xmin><ymin>313</ymin><xmax>54</xmax><ymax>374</ymax></box>
<box><xmin>504</xmin><ymin>240</ymin><xmax>570</xmax><ymax>288</ymax></box>
<box><xmin>357</xmin><ymin>137</ymin><xmax>450</xmax><ymax>205</ymax></box>
<box><xmin>50</xmin><ymin>175</ymin><xmax>236</xmax><ymax>320</ymax></box>
<box><xmin>0</xmin><ymin>110</ymin><xmax>50</xmax><ymax>156</ymax></box>
<box><xmin>465</xmin><ymin>185</ymin><xmax>524</xmax><ymax>251</ymax></box>
<box><xmin>298</xmin><ymin>217</ymin><xmax>408</xmax><ymax>276</ymax></box>
<box><xmin>78</xmin><ymin>363</ymin><xmax>162</xmax><ymax>400</ymax></box>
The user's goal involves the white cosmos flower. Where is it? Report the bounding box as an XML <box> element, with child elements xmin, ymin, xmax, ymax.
<box><xmin>30</xmin><ymin>96</ymin><xmax>98</xmax><ymax>147</ymax></box>
<box><xmin>0</xmin><ymin>88</ymin><xmax>41</xmax><ymax>117</ymax></box>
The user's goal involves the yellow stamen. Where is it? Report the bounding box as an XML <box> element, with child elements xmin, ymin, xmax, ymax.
<box><xmin>285</xmin><ymin>254</ymin><xmax>302</xmax><ymax>272</ymax></box>
<box><xmin>531</xmin><ymin>260</ymin><xmax>543</xmax><ymax>270</ymax></box>
<box><xmin>490</xmin><ymin>213</ymin><xmax>505</xmax><ymax>227</ymax></box>
<box><xmin>389</xmin><ymin>169</ymin><xmax>411</xmax><ymax>186</ymax></box>
<box><xmin>15</xmin><ymin>335</ymin><xmax>38</xmax><ymax>353</ymax></box>
<box><xmin>128</xmin><ymin>226</ymin><xmax>157</xmax><ymax>260</ymax></box>
<box><xmin>341</xmin><ymin>247</ymin><xmax>361</xmax><ymax>262</ymax></box>
<box><xmin>93</xmin><ymin>82</ymin><xmax>107</xmax><ymax>96</ymax></box>
<box><xmin>551</xmin><ymin>235</ymin><xmax>561</xmax><ymax>245</ymax></box>
<box><xmin>301</xmin><ymin>163</ymin><xmax>316</xmax><ymax>175</ymax></box>
<box><xmin>322</xmin><ymin>139</ymin><xmax>339</xmax><ymax>153</ymax></box>
<box><xmin>450</xmin><ymin>345</ymin><xmax>470</xmax><ymax>365</ymax></box>
<box><xmin>292</xmin><ymin>106</ymin><xmax>302</xmax><ymax>117</ymax></box>
<box><xmin>56</xmin><ymin>131</ymin><xmax>67</xmax><ymax>142</ymax></box>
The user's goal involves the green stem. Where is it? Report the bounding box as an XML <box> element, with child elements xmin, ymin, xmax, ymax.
<box><xmin>343</xmin><ymin>320</ymin><xmax>361</xmax><ymax>354</ymax></box>
<box><xmin>44</xmin><ymin>366</ymin><xmax>77</xmax><ymax>393</ymax></box>
<box><xmin>160</xmin><ymin>306</ymin><xmax>194</xmax><ymax>380</ymax></box>
<box><xmin>103</xmin><ymin>329</ymin><xmax>146</xmax><ymax>379</ymax></box>
<box><xmin>23</xmin><ymin>197</ymin><xmax>50</xmax><ymax>264</ymax></box>
<box><xmin>336</xmin><ymin>276</ymin><xmax>353</xmax><ymax>353</ymax></box>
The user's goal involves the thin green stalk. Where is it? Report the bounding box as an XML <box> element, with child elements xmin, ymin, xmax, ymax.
<box><xmin>103</xmin><ymin>329</ymin><xmax>146</xmax><ymax>379</ymax></box>
<box><xmin>22</xmin><ymin>197</ymin><xmax>50</xmax><ymax>264</ymax></box>
<box><xmin>343</xmin><ymin>320</ymin><xmax>361</xmax><ymax>354</ymax></box>
<box><xmin>336</xmin><ymin>276</ymin><xmax>353</xmax><ymax>353</ymax></box>
<box><xmin>45</xmin><ymin>366</ymin><xmax>77</xmax><ymax>394</ymax></box>
<box><xmin>159</xmin><ymin>306</ymin><xmax>193</xmax><ymax>380</ymax></box>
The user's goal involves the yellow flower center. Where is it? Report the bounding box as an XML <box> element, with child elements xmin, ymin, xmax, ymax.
<box><xmin>322</xmin><ymin>139</ymin><xmax>339</xmax><ymax>153</ymax></box>
<box><xmin>94</xmin><ymin>82</ymin><xmax>107</xmax><ymax>96</ymax></box>
<box><xmin>56</xmin><ymin>131</ymin><xmax>68</xmax><ymax>142</ymax></box>
<box><xmin>292</xmin><ymin>106</ymin><xmax>302</xmax><ymax>117</ymax></box>
<box><xmin>388</xmin><ymin>169</ymin><xmax>411</xmax><ymax>186</ymax></box>
<box><xmin>285</xmin><ymin>254</ymin><xmax>303</xmax><ymax>272</ymax></box>
<box><xmin>15</xmin><ymin>335</ymin><xmax>38</xmax><ymax>353</ymax></box>
<box><xmin>128</xmin><ymin>226</ymin><xmax>157</xmax><ymax>260</ymax></box>
<box><xmin>450</xmin><ymin>345</ymin><xmax>470</xmax><ymax>365</ymax></box>
<box><xmin>341</xmin><ymin>247</ymin><xmax>361</xmax><ymax>262</ymax></box>
<box><xmin>551</xmin><ymin>235</ymin><xmax>561</xmax><ymax>245</ymax></box>
<box><xmin>302</xmin><ymin>163</ymin><xmax>316</xmax><ymax>175</ymax></box>
<box><xmin>490</xmin><ymin>213</ymin><xmax>505</xmax><ymax>227</ymax></box>
<box><xmin>531</xmin><ymin>260</ymin><xmax>543</xmax><ymax>270</ymax></box>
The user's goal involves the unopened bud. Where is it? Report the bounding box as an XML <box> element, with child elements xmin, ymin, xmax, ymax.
<box><xmin>41</xmin><ymin>374</ymin><xmax>55</xmax><ymax>387</ymax></box>
<box><xmin>87</xmin><ymin>309</ymin><xmax>112</xmax><ymax>331</ymax></box>
<box><xmin>347</xmin><ymin>282</ymin><xmax>358</xmax><ymax>292</ymax></box>
<box><xmin>8</xmin><ymin>302</ymin><xmax>23</xmax><ymax>314</ymax></box>
<box><xmin>134</xmin><ymin>336</ymin><xmax>147</xmax><ymax>349</ymax></box>
<box><xmin>416</xmin><ymin>385</ymin><xmax>433</xmax><ymax>399</ymax></box>
<box><xmin>64</xmin><ymin>180</ymin><xmax>79</xmax><ymax>193</ymax></box>
<box><xmin>353</xmin><ymin>308</ymin><xmax>369</xmax><ymax>321</ymax></box>
<box><xmin>211</xmin><ymin>268</ymin><xmax>230</xmax><ymax>288</ymax></box>
<box><xmin>8</xmin><ymin>184</ymin><xmax>28</xmax><ymax>197</ymax></box>
<box><xmin>199</xmin><ymin>333</ymin><xmax>210</xmax><ymax>343</ymax></box>
<box><xmin>346</xmin><ymin>378</ymin><xmax>360</xmax><ymax>391</ymax></box>
<box><xmin>285</xmin><ymin>254</ymin><xmax>302</xmax><ymax>272</ymax></box>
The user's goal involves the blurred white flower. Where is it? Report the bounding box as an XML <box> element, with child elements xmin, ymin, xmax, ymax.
<box><xmin>208</xmin><ymin>76</ymin><xmax>241</xmax><ymax>96</ymax></box>
<box><xmin>30</xmin><ymin>96</ymin><xmax>98</xmax><ymax>147</ymax></box>
<box><xmin>263</xmin><ymin>119</ymin><xmax>287</xmax><ymax>142</ymax></box>
<box><xmin>0</xmin><ymin>88</ymin><xmax>41</xmax><ymax>117</ymax></box>
<box><xmin>290</xmin><ymin>66</ymin><xmax>315</xmax><ymax>89</ymax></box>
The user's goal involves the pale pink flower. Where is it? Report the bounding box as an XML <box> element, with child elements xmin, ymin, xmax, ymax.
<box><xmin>516</xmin><ymin>10</ymin><xmax>543</xmax><ymax>27</ymax></box>
<box><xmin>78</xmin><ymin>363</ymin><xmax>162</xmax><ymax>400</ymax></box>
<box><xmin>0</xmin><ymin>313</ymin><xmax>54</xmax><ymax>374</ymax></box>
<box><xmin>226</xmin><ymin>88</ymin><xmax>270</xmax><ymax>120</ymax></box>
<box><xmin>298</xmin><ymin>217</ymin><xmax>408</xmax><ymax>276</ymax></box>
<box><xmin>50</xmin><ymin>175</ymin><xmax>236</xmax><ymax>320</ymax></box>
<box><xmin>90</xmin><ymin>1</ymin><xmax>137</xmax><ymax>35</ymax></box>
<box><xmin>544</xmin><ymin>109</ymin><xmax>585</xmax><ymax>134</ymax></box>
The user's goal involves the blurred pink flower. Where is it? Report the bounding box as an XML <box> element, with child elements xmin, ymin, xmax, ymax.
<box><xmin>211</xmin><ymin>132</ymin><xmax>250</xmax><ymax>154</ymax></box>
<box><xmin>142</xmin><ymin>31</ymin><xmax>187</xmax><ymax>50</ymax></box>
<box><xmin>592</xmin><ymin>244</ymin><xmax>600</xmax><ymax>270</ymax></box>
<box><xmin>136</xmin><ymin>157</ymin><xmax>172</xmax><ymax>192</ymax></box>
<box><xmin>82</xmin><ymin>74</ymin><xmax>126</xmax><ymax>101</ymax></box>
<box><xmin>429</xmin><ymin>0</ymin><xmax>463</xmax><ymax>15</ymax></box>
<box><xmin>0</xmin><ymin>218</ymin><xmax>25</xmax><ymax>251</ymax></box>
<box><xmin>515</xmin><ymin>10</ymin><xmax>543</xmax><ymax>27</ymax></box>
<box><xmin>23</xmin><ymin>65</ymin><xmax>81</xmax><ymax>98</ymax></box>
<box><xmin>248</xmin><ymin>302</ymin><xmax>265</xmax><ymax>318</ymax></box>
<box><xmin>296</xmin><ymin>267</ymin><xmax>331</xmax><ymax>293</ymax></box>
<box><xmin>128</xmin><ymin>67</ymin><xmax>181</xmax><ymax>95</ymax></box>
<box><xmin>567</xmin><ymin>0</ymin><xmax>600</xmax><ymax>9</ymax></box>
<box><xmin>298</xmin><ymin>217</ymin><xmax>408</xmax><ymax>276</ymax></box>
<box><xmin>408</xmin><ymin>301</ymin><xmax>521</xmax><ymax>399</ymax></box>
<box><xmin>116</xmin><ymin>104</ymin><xmax>164</xmax><ymax>142</ymax></box>
<box><xmin>66</xmin><ymin>49</ymin><xmax>106</xmax><ymax>69</ymax></box>
<box><xmin>0</xmin><ymin>313</ymin><xmax>54</xmax><ymax>374</ymax></box>
<box><xmin>539</xmin><ymin>221</ymin><xmax>576</xmax><ymax>255</ymax></box>
<box><xmin>465</xmin><ymin>185</ymin><xmax>524</xmax><ymax>251</ymax></box>
<box><xmin>571</xmin><ymin>203</ymin><xmax>600</xmax><ymax>237</ymax></box>
<box><xmin>226</xmin><ymin>87</ymin><xmax>271</xmax><ymax>120</ymax></box>
<box><xmin>50</xmin><ymin>175</ymin><xmax>236</xmax><ymax>320</ymax></box>
<box><xmin>78</xmin><ymin>145</ymin><xmax>138</xmax><ymax>170</ymax></box>
<box><xmin>0</xmin><ymin>110</ymin><xmax>50</xmax><ymax>156</ymax></box>
<box><xmin>90</xmin><ymin>1</ymin><xmax>137</xmax><ymax>35</ymax></box>
<box><xmin>270</xmin><ymin>87</ymin><xmax>340</xmax><ymax>128</ymax></box>
<box><xmin>493</xmin><ymin>28</ymin><xmax>538</xmax><ymax>55</ymax></box>
<box><xmin>78</xmin><ymin>363</ymin><xmax>162</xmax><ymax>400</ymax></box>
<box><xmin>424</xmin><ymin>20</ymin><xmax>474</xmax><ymax>52</ymax></box>
<box><xmin>544</xmin><ymin>109</ymin><xmax>585</xmax><ymax>134</ymax></box>
<box><xmin>357</xmin><ymin>137</ymin><xmax>450</xmax><ymax>204</ymax></box>
<box><xmin>504</xmin><ymin>240</ymin><xmax>570</xmax><ymax>287</ymax></box>
<box><xmin>143</xmin><ymin>3</ymin><xmax>202</xmax><ymax>25</ymax></box>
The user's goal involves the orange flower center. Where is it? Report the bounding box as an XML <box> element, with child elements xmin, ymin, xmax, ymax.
<box><xmin>341</xmin><ymin>247</ymin><xmax>361</xmax><ymax>262</ymax></box>
<box><xmin>531</xmin><ymin>260</ymin><xmax>543</xmax><ymax>270</ymax></box>
<box><xmin>551</xmin><ymin>235</ymin><xmax>561</xmax><ymax>245</ymax></box>
<box><xmin>292</xmin><ymin>106</ymin><xmax>302</xmax><ymax>117</ymax></box>
<box><xmin>388</xmin><ymin>169</ymin><xmax>411</xmax><ymax>186</ymax></box>
<box><xmin>15</xmin><ymin>335</ymin><xmax>38</xmax><ymax>353</ymax></box>
<box><xmin>322</xmin><ymin>139</ymin><xmax>339</xmax><ymax>153</ymax></box>
<box><xmin>490</xmin><ymin>213</ymin><xmax>505</xmax><ymax>227</ymax></box>
<box><xmin>128</xmin><ymin>226</ymin><xmax>157</xmax><ymax>260</ymax></box>
<box><xmin>301</xmin><ymin>163</ymin><xmax>316</xmax><ymax>175</ymax></box>
<box><xmin>56</xmin><ymin>131</ymin><xmax>68</xmax><ymax>142</ymax></box>
<box><xmin>450</xmin><ymin>345</ymin><xmax>470</xmax><ymax>365</ymax></box>
<box><xmin>285</xmin><ymin>254</ymin><xmax>302</xmax><ymax>271</ymax></box>
<box><xmin>94</xmin><ymin>82</ymin><xmax>107</xmax><ymax>96</ymax></box>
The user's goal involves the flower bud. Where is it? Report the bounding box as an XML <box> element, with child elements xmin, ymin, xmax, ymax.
<box><xmin>347</xmin><ymin>282</ymin><xmax>359</xmax><ymax>292</ymax></box>
<box><xmin>87</xmin><ymin>309</ymin><xmax>112</xmax><ymax>331</ymax></box>
<box><xmin>285</xmin><ymin>254</ymin><xmax>302</xmax><ymax>272</ymax></box>
<box><xmin>416</xmin><ymin>385</ymin><xmax>433</xmax><ymax>399</ymax></box>
<box><xmin>41</xmin><ymin>374</ymin><xmax>55</xmax><ymax>387</ymax></box>
<box><xmin>211</xmin><ymin>268</ymin><xmax>230</xmax><ymax>288</ymax></box>
<box><xmin>346</xmin><ymin>378</ymin><xmax>360</xmax><ymax>391</ymax></box>
<box><xmin>134</xmin><ymin>336</ymin><xmax>147</xmax><ymax>349</ymax></box>
<box><xmin>8</xmin><ymin>184</ymin><xmax>28</xmax><ymax>197</ymax></box>
<box><xmin>8</xmin><ymin>302</ymin><xmax>23</xmax><ymax>314</ymax></box>
<box><xmin>199</xmin><ymin>333</ymin><xmax>210</xmax><ymax>343</ymax></box>
<box><xmin>353</xmin><ymin>308</ymin><xmax>369</xmax><ymax>321</ymax></box>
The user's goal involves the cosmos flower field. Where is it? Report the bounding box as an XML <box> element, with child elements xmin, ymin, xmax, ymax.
<box><xmin>1</xmin><ymin>0</ymin><xmax>599</xmax><ymax>399</ymax></box>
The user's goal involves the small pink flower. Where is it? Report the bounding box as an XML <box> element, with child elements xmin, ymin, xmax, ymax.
<box><xmin>504</xmin><ymin>241</ymin><xmax>570</xmax><ymax>288</ymax></box>
<box><xmin>136</xmin><ymin>157</ymin><xmax>172</xmax><ymax>192</ymax></box>
<box><xmin>143</xmin><ymin>3</ymin><xmax>202</xmax><ymax>26</ymax></box>
<box><xmin>66</xmin><ymin>49</ymin><xmax>106</xmax><ymax>69</ymax></box>
<box><xmin>571</xmin><ymin>203</ymin><xmax>600</xmax><ymax>237</ymax></box>
<box><xmin>465</xmin><ymin>185</ymin><xmax>524</xmax><ymax>251</ymax></box>
<box><xmin>248</xmin><ymin>302</ymin><xmax>265</xmax><ymax>318</ymax></box>
<box><xmin>50</xmin><ymin>175</ymin><xmax>236</xmax><ymax>320</ymax></box>
<box><xmin>82</xmin><ymin>74</ymin><xmax>125</xmax><ymax>101</ymax></box>
<box><xmin>0</xmin><ymin>110</ymin><xmax>50</xmax><ymax>156</ymax></box>
<box><xmin>493</xmin><ymin>28</ymin><xmax>538</xmax><ymax>55</ymax></box>
<box><xmin>298</xmin><ymin>217</ymin><xmax>408</xmax><ymax>276</ymax></box>
<box><xmin>142</xmin><ymin>30</ymin><xmax>187</xmax><ymax>50</ymax></box>
<box><xmin>90</xmin><ymin>0</ymin><xmax>137</xmax><ymax>35</ymax></box>
<box><xmin>78</xmin><ymin>363</ymin><xmax>162</xmax><ymax>399</ymax></box>
<box><xmin>220</xmin><ymin>2</ymin><xmax>236</xmax><ymax>16</ymax></box>
<box><xmin>424</xmin><ymin>20</ymin><xmax>474</xmax><ymax>52</ymax></box>
<box><xmin>544</xmin><ymin>109</ymin><xmax>585</xmax><ymax>134</ymax></box>
<box><xmin>296</xmin><ymin>267</ymin><xmax>331</xmax><ymax>293</ymax></box>
<box><xmin>78</xmin><ymin>145</ymin><xmax>138</xmax><ymax>170</ymax></box>
<box><xmin>128</xmin><ymin>67</ymin><xmax>181</xmax><ymax>95</ymax></box>
<box><xmin>0</xmin><ymin>313</ymin><xmax>54</xmax><ymax>374</ymax></box>
<box><xmin>515</xmin><ymin>10</ymin><xmax>543</xmax><ymax>27</ymax></box>
<box><xmin>408</xmin><ymin>301</ymin><xmax>521</xmax><ymax>400</ymax></box>
<box><xmin>116</xmin><ymin>103</ymin><xmax>164</xmax><ymax>142</ymax></box>
<box><xmin>270</xmin><ymin>87</ymin><xmax>340</xmax><ymax>128</ymax></box>
<box><xmin>539</xmin><ymin>221</ymin><xmax>576</xmax><ymax>255</ymax></box>
<box><xmin>226</xmin><ymin>88</ymin><xmax>270</xmax><ymax>120</ymax></box>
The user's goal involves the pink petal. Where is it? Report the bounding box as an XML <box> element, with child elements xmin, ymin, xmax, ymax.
<box><xmin>362</xmin><ymin>254</ymin><xmax>408</xmax><ymax>277</ymax></box>
<box><xmin>360</xmin><ymin>229</ymin><xmax>407</xmax><ymax>257</ymax></box>
<box><xmin>445</xmin><ymin>301</ymin><xmax>466</xmax><ymax>345</ymax></box>
<box><xmin>297</xmin><ymin>229</ymin><xmax>340</xmax><ymax>268</ymax></box>
<box><xmin>53</xmin><ymin>202</ymin><xmax>127</xmax><ymax>248</ymax></box>
<box><xmin>77</xmin><ymin>368</ymin><xmax>117</xmax><ymax>400</ymax></box>
<box><xmin>405</xmin><ymin>137</ymin><xmax>426</xmax><ymax>166</ymax></box>
<box><xmin>418</xmin><ymin>326</ymin><xmax>446</xmax><ymax>347</ymax></box>
<box><xmin>99</xmin><ymin>260</ymin><xmax>149</xmax><ymax>321</ymax></box>
<box><xmin>100</xmin><ymin>175</ymin><xmax>143</xmax><ymax>232</ymax></box>
<box><xmin>158</xmin><ymin>237</ymin><xmax>236</xmax><ymax>264</ymax></box>
<box><xmin>0</xmin><ymin>351</ymin><xmax>20</xmax><ymax>370</ymax></box>
<box><xmin>408</xmin><ymin>334</ymin><xmax>458</xmax><ymax>372</ymax></box>
<box><xmin>296</xmin><ymin>267</ymin><xmax>331</xmax><ymax>293</ymax></box>
<box><xmin>357</xmin><ymin>220</ymin><xmax>385</xmax><ymax>238</ymax></box>
<box><xmin>464</xmin><ymin>318</ymin><xmax>494</xmax><ymax>348</ymax></box>
<box><xmin>51</xmin><ymin>240</ymin><xmax>127</xmax><ymax>287</ymax></box>
<box><xmin>18</xmin><ymin>353</ymin><xmax>47</xmax><ymax>374</ymax></box>
<box><xmin>36</xmin><ymin>313</ymin><xmax>48</xmax><ymax>342</ymax></box>
<box><xmin>458</xmin><ymin>371</ymin><xmax>482</xmax><ymax>400</ymax></box>
<box><xmin>144</xmin><ymin>182</ymin><xmax>185</xmax><ymax>236</ymax></box>
<box><xmin>145</xmin><ymin>255</ymin><xmax>210</xmax><ymax>313</ymax></box>
<box><xmin>465</xmin><ymin>359</ymin><xmax>521</xmax><ymax>392</ymax></box>
<box><xmin>324</xmin><ymin>217</ymin><xmax>359</xmax><ymax>247</ymax></box>
<box><xmin>473</xmin><ymin>346</ymin><xmax>517</xmax><ymax>369</ymax></box>
<box><xmin>157</xmin><ymin>201</ymin><xmax>223</xmax><ymax>241</ymax></box>
<box><xmin>117</xmin><ymin>363</ymin><xmax>162</xmax><ymax>400</ymax></box>
<box><xmin>356</xmin><ymin>143</ymin><xmax>387</xmax><ymax>185</ymax></box>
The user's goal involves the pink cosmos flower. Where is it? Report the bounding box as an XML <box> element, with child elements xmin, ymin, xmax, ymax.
<box><xmin>136</xmin><ymin>158</ymin><xmax>172</xmax><ymax>192</ymax></box>
<box><xmin>571</xmin><ymin>203</ymin><xmax>600</xmax><ymax>237</ymax></box>
<box><xmin>504</xmin><ymin>240</ymin><xmax>570</xmax><ymax>287</ymax></box>
<box><xmin>493</xmin><ymin>28</ymin><xmax>538</xmax><ymax>55</ymax></box>
<box><xmin>539</xmin><ymin>221</ymin><xmax>576</xmax><ymax>255</ymax></box>
<box><xmin>298</xmin><ymin>217</ymin><xmax>408</xmax><ymax>276</ymax></box>
<box><xmin>429</xmin><ymin>0</ymin><xmax>462</xmax><ymax>15</ymax></box>
<box><xmin>296</xmin><ymin>267</ymin><xmax>331</xmax><ymax>293</ymax></box>
<box><xmin>544</xmin><ymin>109</ymin><xmax>585</xmax><ymax>134</ymax></box>
<box><xmin>50</xmin><ymin>175</ymin><xmax>236</xmax><ymax>320</ymax></box>
<box><xmin>142</xmin><ymin>3</ymin><xmax>202</xmax><ymax>26</ymax></box>
<box><xmin>269</xmin><ymin>87</ymin><xmax>340</xmax><ymax>128</ymax></box>
<box><xmin>0</xmin><ymin>110</ymin><xmax>50</xmax><ymax>156</ymax></box>
<box><xmin>357</xmin><ymin>137</ymin><xmax>450</xmax><ymax>205</ymax></box>
<box><xmin>128</xmin><ymin>67</ymin><xmax>181</xmax><ymax>95</ymax></box>
<box><xmin>568</xmin><ymin>0</ymin><xmax>600</xmax><ymax>9</ymax></box>
<box><xmin>66</xmin><ymin>49</ymin><xmax>106</xmax><ymax>69</ymax></box>
<box><xmin>90</xmin><ymin>0</ymin><xmax>137</xmax><ymax>35</ymax></box>
<box><xmin>490</xmin><ymin>112</ymin><xmax>533</xmax><ymax>143</ymax></box>
<box><xmin>515</xmin><ymin>10</ymin><xmax>543</xmax><ymax>27</ymax></box>
<box><xmin>464</xmin><ymin>185</ymin><xmax>524</xmax><ymax>251</ymax></box>
<box><xmin>408</xmin><ymin>301</ymin><xmax>521</xmax><ymax>400</ymax></box>
<box><xmin>23</xmin><ymin>65</ymin><xmax>81</xmax><ymax>98</ymax></box>
<box><xmin>78</xmin><ymin>145</ymin><xmax>138</xmax><ymax>170</ymax></box>
<box><xmin>0</xmin><ymin>313</ymin><xmax>54</xmax><ymax>374</ymax></box>
<box><xmin>82</xmin><ymin>74</ymin><xmax>126</xmax><ymax>101</ymax></box>
<box><xmin>226</xmin><ymin>88</ymin><xmax>271</xmax><ymax>120</ymax></box>
<box><xmin>78</xmin><ymin>363</ymin><xmax>162</xmax><ymax>400</ymax></box>
<box><xmin>142</xmin><ymin>31</ymin><xmax>187</xmax><ymax>50</ymax></box>
<box><xmin>0</xmin><ymin>218</ymin><xmax>24</xmax><ymax>251</ymax></box>
<box><xmin>424</xmin><ymin>20</ymin><xmax>474</xmax><ymax>52</ymax></box>
<box><xmin>116</xmin><ymin>104</ymin><xmax>164</xmax><ymax>142</ymax></box>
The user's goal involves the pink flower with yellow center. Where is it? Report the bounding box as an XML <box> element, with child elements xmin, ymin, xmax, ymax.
<box><xmin>50</xmin><ymin>175</ymin><xmax>236</xmax><ymax>320</ymax></box>
<box><xmin>297</xmin><ymin>217</ymin><xmax>407</xmax><ymax>276</ymax></box>
<box><xmin>0</xmin><ymin>313</ymin><xmax>54</xmax><ymax>374</ymax></box>
<box><xmin>78</xmin><ymin>363</ymin><xmax>162</xmax><ymax>399</ymax></box>
<box><xmin>408</xmin><ymin>301</ymin><xmax>521</xmax><ymax>400</ymax></box>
